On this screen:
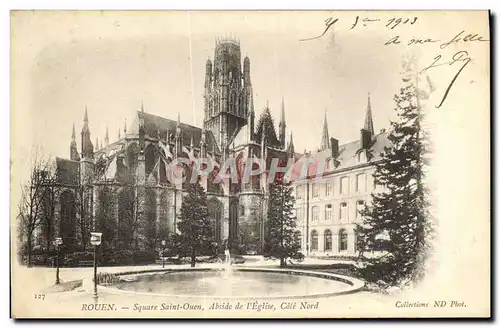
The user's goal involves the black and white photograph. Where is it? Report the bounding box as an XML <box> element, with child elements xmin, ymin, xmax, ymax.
<box><xmin>10</xmin><ymin>10</ymin><xmax>490</xmax><ymax>318</ymax></box>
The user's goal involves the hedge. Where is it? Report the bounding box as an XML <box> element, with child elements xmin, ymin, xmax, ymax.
<box><xmin>27</xmin><ymin>249</ymin><xmax>158</xmax><ymax>267</ymax></box>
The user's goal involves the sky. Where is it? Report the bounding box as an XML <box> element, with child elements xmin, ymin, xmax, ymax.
<box><xmin>11</xmin><ymin>11</ymin><xmax>411</xmax><ymax>167</ymax></box>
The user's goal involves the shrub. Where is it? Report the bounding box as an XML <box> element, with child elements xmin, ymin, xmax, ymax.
<box><xmin>94</xmin><ymin>272</ymin><xmax>122</xmax><ymax>285</ymax></box>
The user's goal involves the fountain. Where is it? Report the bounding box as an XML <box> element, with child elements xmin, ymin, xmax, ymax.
<box><xmin>103</xmin><ymin>248</ymin><xmax>365</xmax><ymax>298</ymax></box>
<box><xmin>223</xmin><ymin>247</ymin><xmax>232</xmax><ymax>279</ymax></box>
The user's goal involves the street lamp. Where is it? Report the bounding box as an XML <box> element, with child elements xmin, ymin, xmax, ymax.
<box><xmin>90</xmin><ymin>232</ymin><xmax>102</xmax><ymax>300</ymax></box>
<box><xmin>53</xmin><ymin>237</ymin><xmax>63</xmax><ymax>285</ymax></box>
<box><xmin>161</xmin><ymin>240</ymin><xmax>166</xmax><ymax>269</ymax></box>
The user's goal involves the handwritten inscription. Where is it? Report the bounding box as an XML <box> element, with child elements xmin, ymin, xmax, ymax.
<box><xmin>299</xmin><ymin>17</ymin><xmax>338</xmax><ymax>42</ymax></box>
<box><xmin>300</xmin><ymin>15</ymin><xmax>419</xmax><ymax>42</ymax></box>
<box><xmin>421</xmin><ymin>51</ymin><xmax>471</xmax><ymax>108</ymax></box>
<box><xmin>440</xmin><ymin>30</ymin><xmax>489</xmax><ymax>49</ymax></box>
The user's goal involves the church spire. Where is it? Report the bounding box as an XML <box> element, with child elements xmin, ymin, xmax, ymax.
<box><xmin>70</xmin><ymin>123</ymin><xmax>80</xmax><ymax>161</ymax></box>
<box><xmin>124</xmin><ymin>118</ymin><xmax>127</xmax><ymax>134</ymax></box>
<box><xmin>71</xmin><ymin>123</ymin><xmax>76</xmax><ymax>142</ymax></box>
<box><xmin>279</xmin><ymin>97</ymin><xmax>286</xmax><ymax>149</ymax></box>
<box><xmin>81</xmin><ymin>106</ymin><xmax>93</xmax><ymax>159</ymax></box>
<box><xmin>364</xmin><ymin>93</ymin><xmax>375</xmax><ymax>135</ymax></box>
<box><xmin>320</xmin><ymin>112</ymin><xmax>330</xmax><ymax>150</ymax></box>
<box><xmin>287</xmin><ymin>130</ymin><xmax>295</xmax><ymax>157</ymax></box>
<box><xmin>141</xmin><ymin>101</ymin><xmax>144</xmax><ymax>112</ymax></box>
<box><xmin>104</xmin><ymin>126</ymin><xmax>109</xmax><ymax>146</ymax></box>
<box><xmin>83</xmin><ymin>106</ymin><xmax>88</xmax><ymax>123</ymax></box>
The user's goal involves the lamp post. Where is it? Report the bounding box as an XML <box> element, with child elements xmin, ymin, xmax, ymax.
<box><xmin>161</xmin><ymin>240</ymin><xmax>166</xmax><ymax>269</ymax></box>
<box><xmin>54</xmin><ymin>237</ymin><xmax>63</xmax><ymax>285</ymax></box>
<box><xmin>90</xmin><ymin>232</ymin><xmax>102</xmax><ymax>300</ymax></box>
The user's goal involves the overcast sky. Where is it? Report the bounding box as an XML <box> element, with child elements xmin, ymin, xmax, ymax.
<box><xmin>12</xmin><ymin>11</ymin><xmax>414</xmax><ymax>164</ymax></box>
<box><xmin>14</xmin><ymin>10</ymin><xmax>489</xmax><ymax>187</ymax></box>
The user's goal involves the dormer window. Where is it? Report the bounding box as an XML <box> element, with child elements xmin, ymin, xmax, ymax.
<box><xmin>326</xmin><ymin>158</ymin><xmax>333</xmax><ymax>170</ymax></box>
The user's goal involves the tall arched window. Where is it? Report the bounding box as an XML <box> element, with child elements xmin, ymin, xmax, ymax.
<box><xmin>59</xmin><ymin>190</ymin><xmax>76</xmax><ymax>246</ymax></box>
<box><xmin>311</xmin><ymin>230</ymin><xmax>318</xmax><ymax>251</ymax></box>
<box><xmin>324</xmin><ymin>229</ymin><xmax>332</xmax><ymax>251</ymax></box>
<box><xmin>145</xmin><ymin>144</ymin><xmax>157</xmax><ymax>176</ymax></box>
<box><xmin>339</xmin><ymin>228</ymin><xmax>348</xmax><ymax>251</ymax></box>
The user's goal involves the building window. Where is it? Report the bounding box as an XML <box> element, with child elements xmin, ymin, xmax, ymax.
<box><xmin>312</xmin><ymin>206</ymin><xmax>320</xmax><ymax>221</ymax></box>
<box><xmin>239</xmin><ymin>205</ymin><xmax>245</xmax><ymax>216</ymax></box>
<box><xmin>326</xmin><ymin>158</ymin><xmax>333</xmax><ymax>170</ymax></box>
<box><xmin>340</xmin><ymin>202</ymin><xmax>347</xmax><ymax>220</ymax></box>
<box><xmin>356</xmin><ymin>173</ymin><xmax>365</xmax><ymax>192</ymax></box>
<box><xmin>325</xmin><ymin>180</ymin><xmax>333</xmax><ymax>196</ymax></box>
<box><xmin>339</xmin><ymin>228</ymin><xmax>348</xmax><ymax>251</ymax></box>
<box><xmin>324</xmin><ymin>229</ymin><xmax>332</xmax><ymax>251</ymax></box>
<box><xmin>296</xmin><ymin>208</ymin><xmax>302</xmax><ymax>221</ymax></box>
<box><xmin>296</xmin><ymin>185</ymin><xmax>303</xmax><ymax>200</ymax></box>
<box><xmin>356</xmin><ymin>200</ymin><xmax>365</xmax><ymax>218</ymax></box>
<box><xmin>312</xmin><ymin>184</ymin><xmax>319</xmax><ymax>198</ymax></box>
<box><xmin>311</xmin><ymin>230</ymin><xmax>318</xmax><ymax>251</ymax></box>
<box><xmin>367</xmin><ymin>174</ymin><xmax>375</xmax><ymax>191</ymax></box>
<box><xmin>297</xmin><ymin>231</ymin><xmax>302</xmax><ymax>248</ymax></box>
<box><xmin>340</xmin><ymin>177</ymin><xmax>349</xmax><ymax>195</ymax></box>
<box><xmin>325</xmin><ymin>204</ymin><xmax>333</xmax><ymax>220</ymax></box>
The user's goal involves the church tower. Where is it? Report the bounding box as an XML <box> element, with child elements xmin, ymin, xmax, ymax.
<box><xmin>203</xmin><ymin>38</ymin><xmax>252</xmax><ymax>149</ymax></box>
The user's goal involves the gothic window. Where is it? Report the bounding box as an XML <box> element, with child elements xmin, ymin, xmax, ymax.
<box><xmin>59</xmin><ymin>190</ymin><xmax>76</xmax><ymax>246</ymax></box>
<box><xmin>126</xmin><ymin>143</ymin><xmax>140</xmax><ymax>176</ymax></box>
<box><xmin>145</xmin><ymin>144</ymin><xmax>157</xmax><ymax>176</ymax></box>
<box><xmin>311</xmin><ymin>230</ymin><xmax>318</xmax><ymax>251</ymax></box>
<box><xmin>208</xmin><ymin>198</ymin><xmax>223</xmax><ymax>242</ymax></box>
<box><xmin>312</xmin><ymin>206</ymin><xmax>319</xmax><ymax>221</ymax></box>
<box><xmin>339</xmin><ymin>228</ymin><xmax>348</xmax><ymax>251</ymax></box>
<box><xmin>324</xmin><ymin>229</ymin><xmax>332</xmax><ymax>251</ymax></box>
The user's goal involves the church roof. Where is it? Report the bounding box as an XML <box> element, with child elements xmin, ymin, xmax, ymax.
<box><xmin>128</xmin><ymin>111</ymin><xmax>220</xmax><ymax>153</ymax></box>
<box><xmin>55</xmin><ymin>157</ymin><xmax>79</xmax><ymax>185</ymax></box>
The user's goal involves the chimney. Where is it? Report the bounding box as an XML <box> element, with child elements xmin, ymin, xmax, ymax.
<box><xmin>330</xmin><ymin>137</ymin><xmax>339</xmax><ymax>158</ymax></box>
<box><xmin>380</xmin><ymin>128</ymin><xmax>386</xmax><ymax>133</ymax></box>
<box><xmin>361</xmin><ymin>129</ymin><xmax>372</xmax><ymax>149</ymax></box>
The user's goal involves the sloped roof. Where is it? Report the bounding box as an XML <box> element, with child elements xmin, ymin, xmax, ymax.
<box><xmin>128</xmin><ymin>111</ymin><xmax>220</xmax><ymax>154</ymax></box>
<box><xmin>292</xmin><ymin>132</ymin><xmax>391</xmax><ymax>179</ymax></box>
<box><xmin>55</xmin><ymin>157</ymin><xmax>79</xmax><ymax>185</ymax></box>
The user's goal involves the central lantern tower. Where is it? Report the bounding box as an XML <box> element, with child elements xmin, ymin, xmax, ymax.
<box><xmin>203</xmin><ymin>38</ymin><xmax>253</xmax><ymax>151</ymax></box>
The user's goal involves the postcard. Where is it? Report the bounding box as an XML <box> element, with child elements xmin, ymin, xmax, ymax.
<box><xmin>10</xmin><ymin>10</ymin><xmax>490</xmax><ymax>318</ymax></box>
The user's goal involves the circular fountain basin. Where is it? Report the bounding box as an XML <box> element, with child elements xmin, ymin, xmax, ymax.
<box><xmin>100</xmin><ymin>268</ymin><xmax>364</xmax><ymax>299</ymax></box>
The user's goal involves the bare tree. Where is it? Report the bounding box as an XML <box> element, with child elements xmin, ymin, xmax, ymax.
<box><xmin>17</xmin><ymin>148</ymin><xmax>57</xmax><ymax>266</ymax></box>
